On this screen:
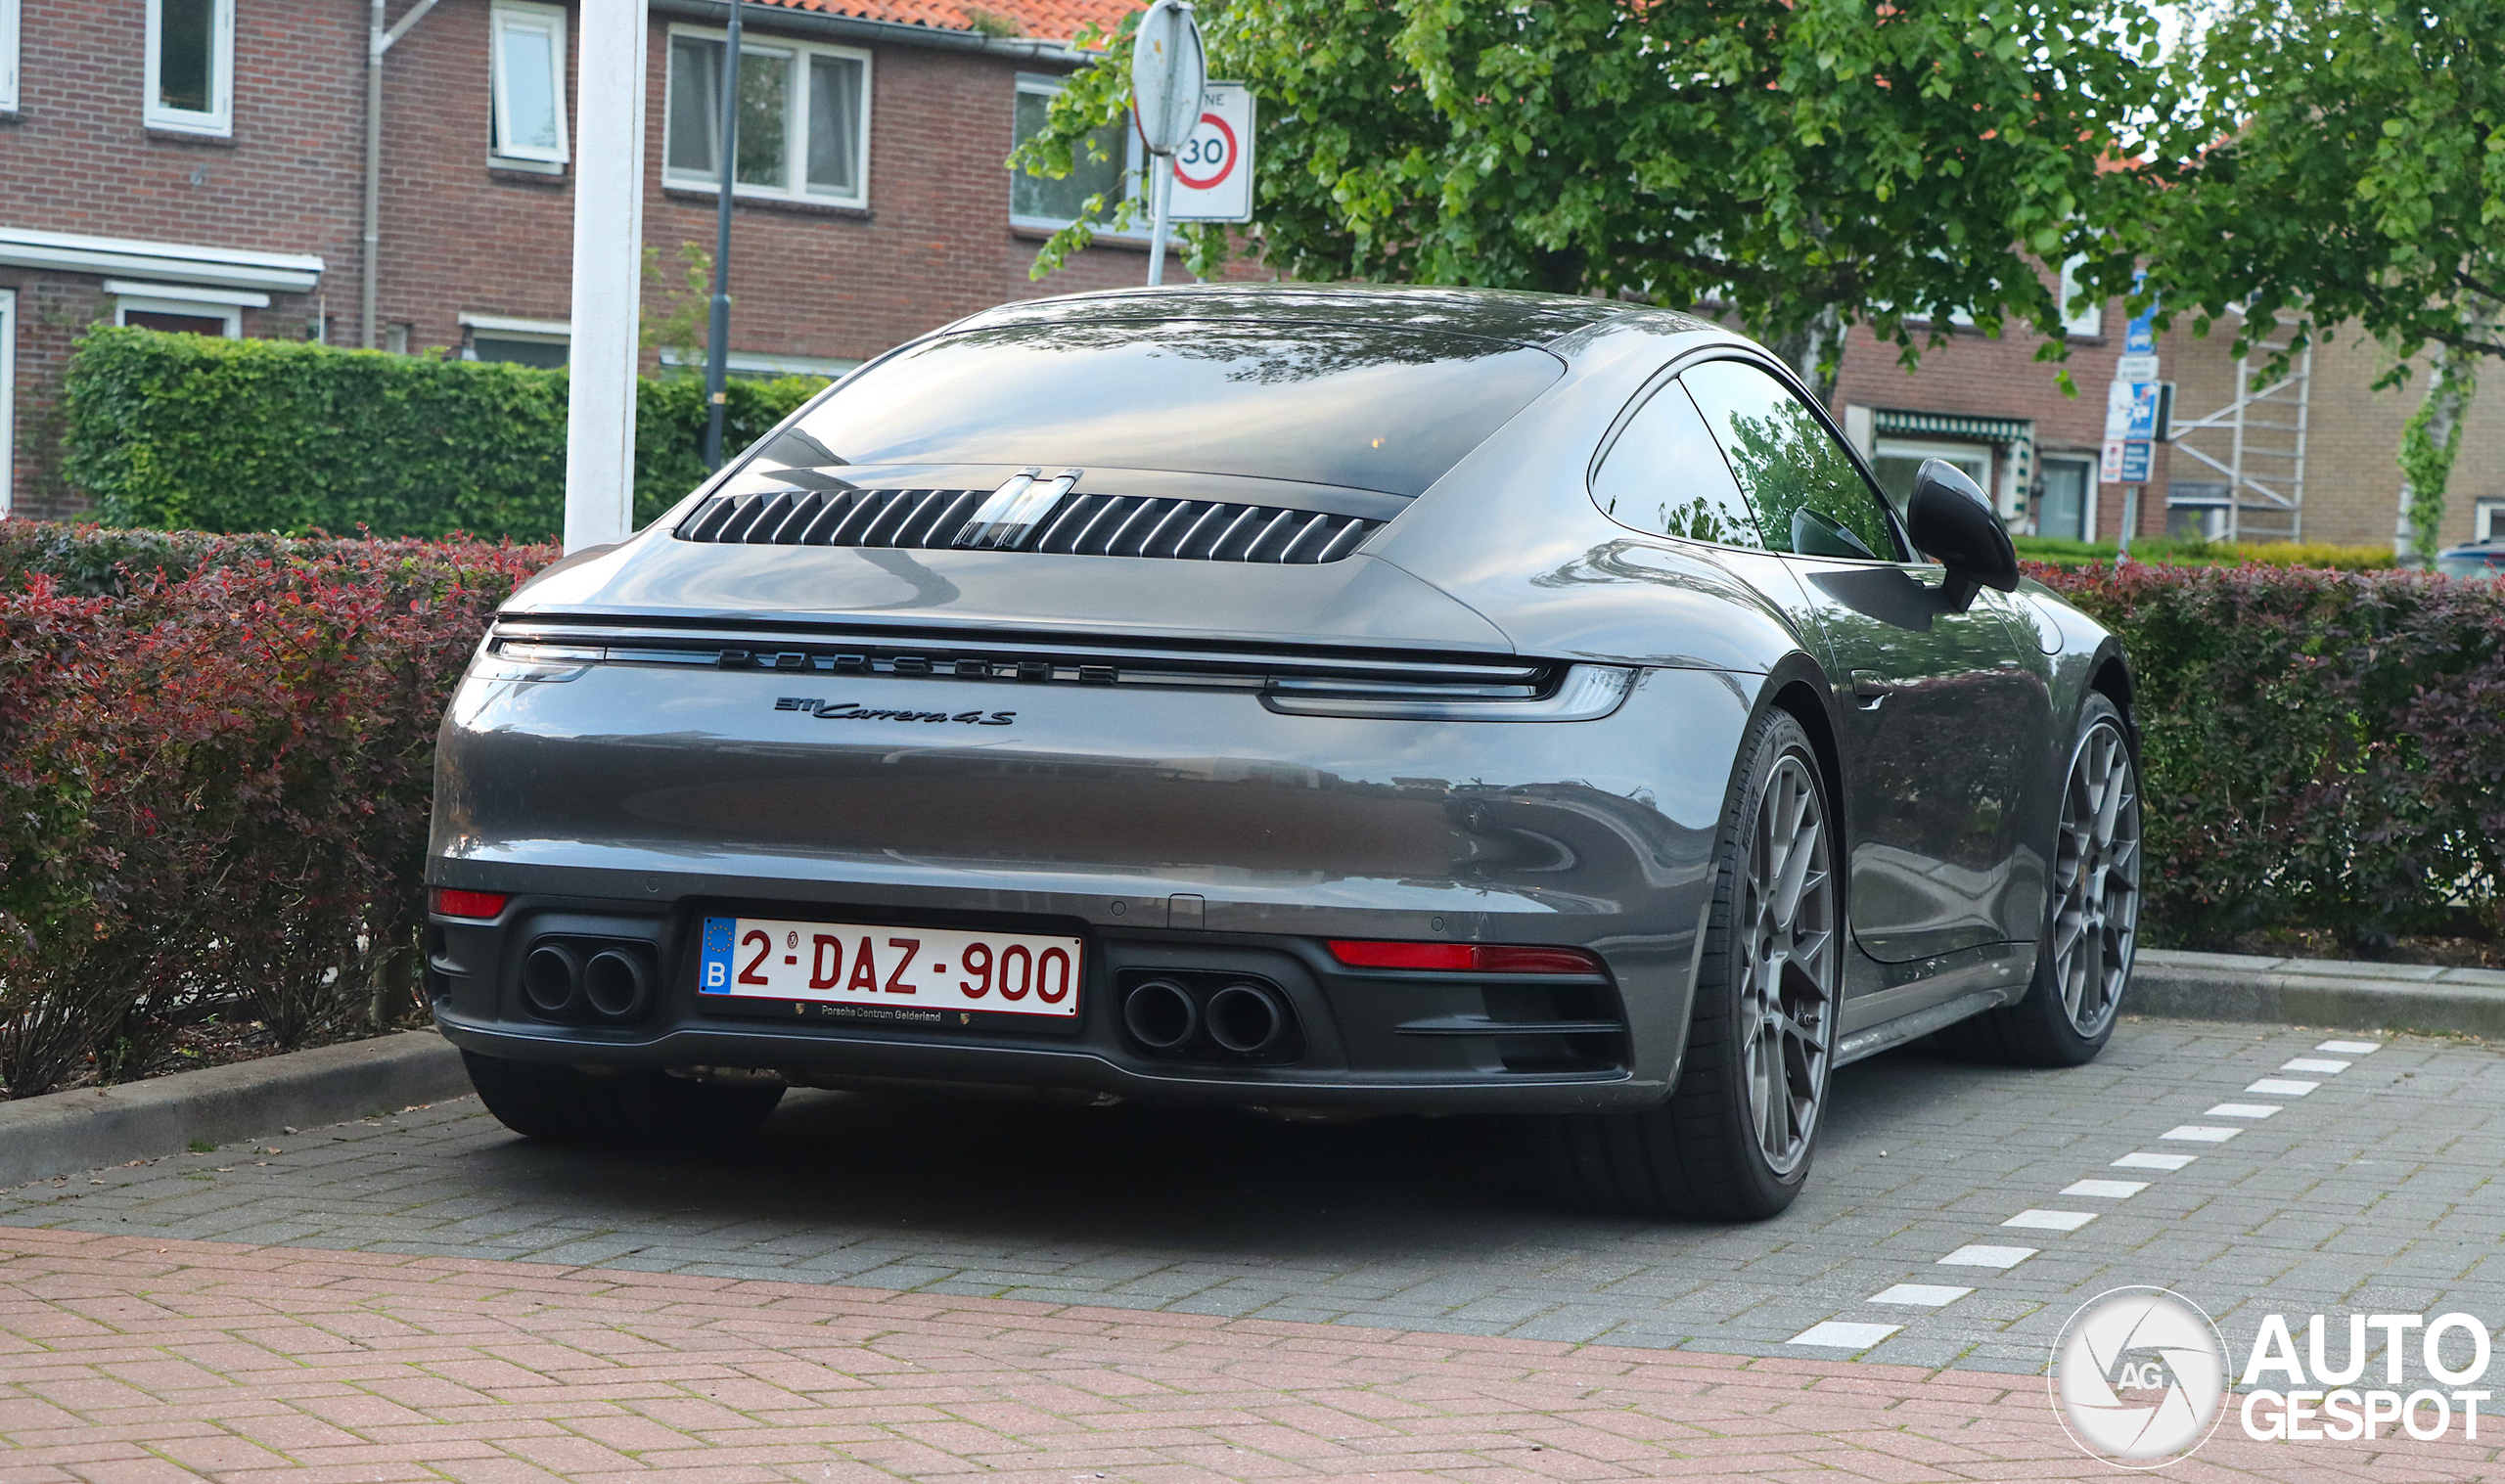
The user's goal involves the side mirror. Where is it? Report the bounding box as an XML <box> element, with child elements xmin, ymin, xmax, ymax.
<box><xmin>1905</xmin><ymin>458</ymin><xmax>2019</xmax><ymax>610</ymax></box>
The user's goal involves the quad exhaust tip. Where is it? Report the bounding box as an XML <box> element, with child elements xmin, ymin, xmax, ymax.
<box><xmin>1207</xmin><ymin>982</ymin><xmax>1289</xmax><ymax>1056</ymax></box>
<box><xmin>1121</xmin><ymin>978</ymin><xmax>1200</xmax><ymax>1051</ymax></box>
<box><xmin>523</xmin><ymin>938</ymin><xmax>656</xmax><ymax>1024</ymax></box>
<box><xmin>523</xmin><ymin>943</ymin><xmax>582</xmax><ymax>1017</ymax></box>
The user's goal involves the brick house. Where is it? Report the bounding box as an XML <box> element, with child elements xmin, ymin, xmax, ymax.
<box><xmin>0</xmin><ymin>0</ymin><xmax>1170</xmax><ymax>518</ymax></box>
<box><xmin>1832</xmin><ymin>293</ymin><xmax>2505</xmax><ymax>554</ymax></box>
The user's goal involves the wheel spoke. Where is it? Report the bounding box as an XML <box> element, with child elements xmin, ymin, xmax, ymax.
<box><xmin>2047</xmin><ymin>718</ymin><xmax>2139</xmax><ymax>1038</ymax></box>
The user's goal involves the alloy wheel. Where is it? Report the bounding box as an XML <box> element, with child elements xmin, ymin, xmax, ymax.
<box><xmin>1739</xmin><ymin>752</ymin><xmax>1837</xmax><ymax>1178</ymax></box>
<box><xmin>2049</xmin><ymin>719</ymin><xmax>2141</xmax><ymax>1037</ymax></box>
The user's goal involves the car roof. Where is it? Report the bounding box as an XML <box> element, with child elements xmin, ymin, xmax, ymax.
<box><xmin>949</xmin><ymin>283</ymin><xmax>1705</xmax><ymax>350</ymax></box>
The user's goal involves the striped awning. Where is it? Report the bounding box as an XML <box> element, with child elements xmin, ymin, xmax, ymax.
<box><xmin>1873</xmin><ymin>410</ymin><xmax>2032</xmax><ymax>443</ymax></box>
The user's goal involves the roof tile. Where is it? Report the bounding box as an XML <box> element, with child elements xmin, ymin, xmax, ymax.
<box><xmin>747</xmin><ymin>0</ymin><xmax>1140</xmax><ymax>45</ymax></box>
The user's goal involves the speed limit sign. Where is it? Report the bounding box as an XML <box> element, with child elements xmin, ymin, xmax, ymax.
<box><xmin>1165</xmin><ymin>82</ymin><xmax>1254</xmax><ymax>223</ymax></box>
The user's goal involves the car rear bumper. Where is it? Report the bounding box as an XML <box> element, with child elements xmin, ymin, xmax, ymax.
<box><xmin>427</xmin><ymin>650</ymin><xmax>1763</xmax><ymax>1114</ymax></box>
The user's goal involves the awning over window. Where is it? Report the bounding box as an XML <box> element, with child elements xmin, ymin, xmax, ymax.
<box><xmin>1874</xmin><ymin>409</ymin><xmax>2031</xmax><ymax>443</ymax></box>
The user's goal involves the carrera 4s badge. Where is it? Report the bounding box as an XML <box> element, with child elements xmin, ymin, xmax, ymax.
<box><xmin>775</xmin><ymin>697</ymin><xmax>1017</xmax><ymax>726</ymax></box>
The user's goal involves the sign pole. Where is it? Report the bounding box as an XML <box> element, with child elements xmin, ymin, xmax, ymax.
<box><xmin>564</xmin><ymin>0</ymin><xmax>649</xmax><ymax>554</ymax></box>
<box><xmin>1144</xmin><ymin>155</ymin><xmax>1173</xmax><ymax>287</ymax></box>
<box><xmin>2118</xmin><ymin>486</ymin><xmax>2138</xmax><ymax>565</ymax></box>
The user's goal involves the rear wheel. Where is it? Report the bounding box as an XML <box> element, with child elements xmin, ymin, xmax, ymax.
<box><xmin>463</xmin><ymin>1052</ymin><xmax>785</xmax><ymax>1147</ymax></box>
<box><xmin>1949</xmin><ymin>694</ymin><xmax>2140</xmax><ymax>1067</ymax></box>
<box><xmin>1541</xmin><ymin>708</ymin><xmax>1839</xmax><ymax>1221</ymax></box>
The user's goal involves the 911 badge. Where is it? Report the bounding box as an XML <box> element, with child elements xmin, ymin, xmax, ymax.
<box><xmin>775</xmin><ymin>697</ymin><xmax>1015</xmax><ymax>725</ymax></box>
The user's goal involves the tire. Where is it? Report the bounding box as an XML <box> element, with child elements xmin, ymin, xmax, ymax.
<box><xmin>463</xmin><ymin>1051</ymin><xmax>786</xmax><ymax>1147</ymax></box>
<box><xmin>1946</xmin><ymin>693</ymin><xmax>2141</xmax><ymax>1067</ymax></box>
<box><xmin>1541</xmin><ymin>707</ymin><xmax>1842</xmax><ymax>1221</ymax></box>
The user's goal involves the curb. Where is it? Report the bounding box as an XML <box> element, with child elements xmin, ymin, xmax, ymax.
<box><xmin>2131</xmin><ymin>949</ymin><xmax>2505</xmax><ymax>1039</ymax></box>
<box><xmin>0</xmin><ymin>1029</ymin><xmax>469</xmax><ymax>1189</ymax></box>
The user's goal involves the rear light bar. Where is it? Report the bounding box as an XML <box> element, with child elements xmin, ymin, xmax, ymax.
<box><xmin>1326</xmin><ymin>940</ymin><xmax>1607</xmax><ymax>976</ymax></box>
<box><xmin>432</xmin><ymin>888</ymin><xmax>509</xmax><ymax>920</ymax></box>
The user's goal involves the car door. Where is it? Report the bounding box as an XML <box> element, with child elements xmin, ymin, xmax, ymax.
<box><xmin>1678</xmin><ymin>358</ymin><xmax>2046</xmax><ymax>967</ymax></box>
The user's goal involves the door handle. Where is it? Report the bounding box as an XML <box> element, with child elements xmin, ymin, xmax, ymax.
<box><xmin>1849</xmin><ymin>671</ymin><xmax>1895</xmax><ymax>709</ymax></box>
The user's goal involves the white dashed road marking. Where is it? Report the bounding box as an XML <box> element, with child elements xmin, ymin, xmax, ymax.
<box><xmin>2114</xmin><ymin>1150</ymin><xmax>2198</xmax><ymax>1170</ymax></box>
<box><xmin>2246</xmin><ymin>1079</ymin><xmax>2318</xmax><ymax>1097</ymax></box>
<box><xmin>1938</xmin><ymin>1244</ymin><xmax>2037</xmax><ymax>1269</ymax></box>
<box><xmin>1788</xmin><ymin>1321</ymin><xmax>1901</xmax><ymax>1348</ymax></box>
<box><xmin>2318</xmin><ymin>1040</ymin><xmax>2381</xmax><ymax>1055</ymax></box>
<box><xmin>2163</xmin><ymin>1126</ymin><xmax>2241</xmax><ymax>1143</ymax></box>
<box><xmin>1869</xmin><ymin>1283</ymin><xmax>1972</xmax><ymax>1307</ymax></box>
<box><xmin>2003</xmin><ymin>1209</ymin><xmax>2097</xmax><ymax>1232</ymax></box>
<box><xmin>2207</xmin><ymin>1102</ymin><xmax>2282</xmax><ymax>1119</ymax></box>
<box><xmin>2061</xmin><ymin>1179</ymin><xmax>2148</xmax><ymax>1198</ymax></box>
<box><xmin>2282</xmin><ymin>1057</ymin><xmax>2349</xmax><ymax>1074</ymax></box>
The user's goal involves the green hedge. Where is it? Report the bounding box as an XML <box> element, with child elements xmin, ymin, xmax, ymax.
<box><xmin>2014</xmin><ymin>535</ymin><xmax>2396</xmax><ymax>570</ymax></box>
<box><xmin>61</xmin><ymin>328</ymin><xmax>824</xmax><ymax>541</ymax></box>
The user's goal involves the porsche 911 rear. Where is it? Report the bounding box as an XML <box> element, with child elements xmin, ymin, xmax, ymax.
<box><xmin>424</xmin><ymin>287</ymin><xmax>1760</xmax><ymax>1140</ymax></box>
<box><xmin>427</xmin><ymin>594</ymin><xmax>1743</xmax><ymax>1115</ymax></box>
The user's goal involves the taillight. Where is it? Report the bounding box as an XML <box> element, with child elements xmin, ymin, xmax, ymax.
<box><xmin>1326</xmin><ymin>940</ymin><xmax>1606</xmax><ymax>976</ymax></box>
<box><xmin>432</xmin><ymin>888</ymin><xmax>509</xmax><ymax>920</ymax></box>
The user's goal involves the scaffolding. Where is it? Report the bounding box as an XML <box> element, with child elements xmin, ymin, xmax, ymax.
<box><xmin>2165</xmin><ymin>317</ymin><xmax>2313</xmax><ymax>544</ymax></box>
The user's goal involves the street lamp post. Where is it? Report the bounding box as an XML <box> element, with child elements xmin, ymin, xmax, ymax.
<box><xmin>703</xmin><ymin>0</ymin><xmax>743</xmax><ymax>471</ymax></box>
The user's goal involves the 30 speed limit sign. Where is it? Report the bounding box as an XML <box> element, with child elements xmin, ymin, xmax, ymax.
<box><xmin>1165</xmin><ymin>82</ymin><xmax>1254</xmax><ymax>223</ymax></box>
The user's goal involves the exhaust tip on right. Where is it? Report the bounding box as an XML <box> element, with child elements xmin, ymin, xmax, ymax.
<box><xmin>1207</xmin><ymin>983</ymin><xmax>1287</xmax><ymax>1056</ymax></box>
<box><xmin>1121</xmin><ymin>979</ymin><xmax>1200</xmax><ymax>1051</ymax></box>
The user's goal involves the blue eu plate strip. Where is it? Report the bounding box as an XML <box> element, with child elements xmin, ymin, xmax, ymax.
<box><xmin>698</xmin><ymin>916</ymin><xmax>736</xmax><ymax>993</ymax></box>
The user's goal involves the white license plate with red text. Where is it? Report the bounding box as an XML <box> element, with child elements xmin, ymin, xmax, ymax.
<box><xmin>697</xmin><ymin>915</ymin><xmax>1081</xmax><ymax>1018</ymax></box>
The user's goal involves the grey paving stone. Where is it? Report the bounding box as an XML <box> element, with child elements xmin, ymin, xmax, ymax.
<box><xmin>3</xmin><ymin>1015</ymin><xmax>2502</xmax><ymax>1376</ymax></box>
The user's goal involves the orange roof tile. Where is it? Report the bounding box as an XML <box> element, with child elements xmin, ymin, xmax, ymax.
<box><xmin>750</xmin><ymin>0</ymin><xmax>1140</xmax><ymax>45</ymax></box>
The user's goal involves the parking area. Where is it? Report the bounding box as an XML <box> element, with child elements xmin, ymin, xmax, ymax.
<box><xmin>6</xmin><ymin>1015</ymin><xmax>2503</xmax><ymax>1380</ymax></box>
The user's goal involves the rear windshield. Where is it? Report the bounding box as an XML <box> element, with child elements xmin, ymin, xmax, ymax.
<box><xmin>775</xmin><ymin>320</ymin><xmax>1565</xmax><ymax>496</ymax></box>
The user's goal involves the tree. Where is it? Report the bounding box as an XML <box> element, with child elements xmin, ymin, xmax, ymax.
<box><xmin>1010</xmin><ymin>0</ymin><xmax>2166</xmax><ymax>397</ymax></box>
<box><xmin>2136</xmin><ymin>1</ymin><xmax>2505</xmax><ymax>562</ymax></box>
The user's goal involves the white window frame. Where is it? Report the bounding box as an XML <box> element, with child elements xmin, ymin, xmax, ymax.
<box><xmin>662</xmin><ymin>23</ymin><xmax>872</xmax><ymax>208</ymax></box>
<box><xmin>489</xmin><ymin>1</ymin><xmax>569</xmax><ymax>165</ymax></box>
<box><xmin>1874</xmin><ymin>436</ymin><xmax>1992</xmax><ymax>486</ymax></box>
<box><xmin>2035</xmin><ymin>452</ymin><xmax>2099</xmax><ymax>541</ymax></box>
<box><xmin>1010</xmin><ymin>72</ymin><xmax>1142</xmax><ymax>235</ymax></box>
<box><xmin>143</xmin><ymin>0</ymin><xmax>235</xmax><ymax>137</ymax></box>
<box><xmin>1</xmin><ymin>0</ymin><xmax>23</xmax><ymax>114</ymax></box>
<box><xmin>2475</xmin><ymin>499</ymin><xmax>2504</xmax><ymax>544</ymax></box>
<box><xmin>115</xmin><ymin>294</ymin><xmax>243</xmax><ymax>337</ymax></box>
<box><xmin>0</xmin><ymin>289</ymin><xmax>15</xmax><ymax>516</ymax></box>
<box><xmin>2057</xmin><ymin>256</ymin><xmax>2105</xmax><ymax>338</ymax></box>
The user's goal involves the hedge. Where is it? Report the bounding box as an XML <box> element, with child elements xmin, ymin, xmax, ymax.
<box><xmin>2</xmin><ymin>524</ymin><xmax>2499</xmax><ymax>1096</ymax></box>
<box><xmin>61</xmin><ymin>328</ymin><xmax>823</xmax><ymax>541</ymax></box>
<box><xmin>2014</xmin><ymin>535</ymin><xmax>2396</xmax><ymax>570</ymax></box>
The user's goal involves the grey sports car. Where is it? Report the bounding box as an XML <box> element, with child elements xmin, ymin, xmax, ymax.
<box><xmin>426</xmin><ymin>284</ymin><xmax>2142</xmax><ymax>1220</ymax></box>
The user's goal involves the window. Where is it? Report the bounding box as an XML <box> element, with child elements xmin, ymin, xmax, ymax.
<box><xmin>115</xmin><ymin>295</ymin><xmax>240</xmax><ymax>337</ymax></box>
<box><xmin>1</xmin><ymin>0</ymin><xmax>22</xmax><ymax>113</ymax></box>
<box><xmin>1011</xmin><ymin>73</ymin><xmax>1134</xmax><ymax>229</ymax></box>
<box><xmin>145</xmin><ymin>0</ymin><xmax>233</xmax><ymax>136</ymax></box>
<box><xmin>780</xmin><ymin>323</ymin><xmax>1564</xmax><ymax>497</ymax></box>
<box><xmin>2035</xmin><ymin>455</ymin><xmax>2096</xmax><ymax>541</ymax></box>
<box><xmin>462</xmin><ymin>313</ymin><xmax>570</xmax><ymax>367</ymax></box>
<box><xmin>1682</xmin><ymin>360</ymin><xmax>1903</xmax><ymax>561</ymax></box>
<box><xmin>664</xmin><ymin>26</ymin><xmax>869</xmax><ymax>206</ymax></box>
<box><xmin>1590</xmin><ymin>382</ymin><xmax>1762</xmax><ymax>548</ymax></box>
<box><xmin>2165</xmin><ymin>481</ymin><xmax>2228</xmax><ymax>539</ymax></box>
<box><xmin>1870</xmin><ymin>438</ymin><xmax>1991</xmax><ymax>516</ymax></box>
<box><xmin>490</xmin><ymin>2</ymin><xmax>568</xmax><ymax>165</ymax></box>
<box><xmin>2057</xmin><ymin>256</ymin><xmax>2105</xmax><ymax>339</ymax></box>
<box><xmin>0</xmin><ymin>289</ymin><xmax>14</xmax><ymax>516</ymax></box>
<box><xmin>2477</xmin><ymin>500</ymin><xmax>2505</xmax><ymax>544</ymax></box>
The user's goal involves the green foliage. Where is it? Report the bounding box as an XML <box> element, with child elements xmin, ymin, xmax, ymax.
<box><xmin>643</xmin><ymin>242</ymin><xmax>718</xmax><ymax>363</ymax></box>
<box><xmin>2138</xmin><ymin>1</ymin><xmax>2505</xmax><ymax>380</ymax></box>
<box><xmin>2398</xmin><ymin>347</ymin><xmax>2478</xmax><ymax>567</ymax></box>
<box><xmin>1009</xmin><ymin>0</ymin><xmax>2165</xmax><ymax>387</ymax></box>
<box><xmin>62</xmin><ymin>329</ymin><xmax>821</xmax><ymax>541</ymax></box>
<box><xmin>2013</xmin><ymin>535</ymin><xmax>2397</xmax><ymax>571</ymax></box>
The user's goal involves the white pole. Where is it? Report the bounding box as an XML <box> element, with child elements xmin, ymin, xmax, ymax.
<box><xmin>564</xmin><ymin>0</ymin><xmax>650</xmax><ymax>553</ymax></box>
<box><xmin>1144</xmin><ymin>154</ymin><xmax>1174</xmax><ymax>288</ymax></box>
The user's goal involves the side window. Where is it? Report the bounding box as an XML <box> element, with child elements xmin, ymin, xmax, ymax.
<box><xmin>1590</xmin><ymin>381</ymin><xmax>1764</xmax><ymax>549</ymax></box>
<box><xmin>1680</xmin><ymin>360</ymin><xmax>1903</xmax><ymax>561</ymax></box>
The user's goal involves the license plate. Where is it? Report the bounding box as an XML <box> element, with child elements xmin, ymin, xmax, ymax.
<box><xmin>696</xmin><ymin>915</ymin><xmax>1081</xmax><ymax>1019</ymax></box>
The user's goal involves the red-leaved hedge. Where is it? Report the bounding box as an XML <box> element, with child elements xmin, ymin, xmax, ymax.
<box><xmin>2032</xmin><ymin>561</ymin><xmax>2505</xmax><ymax>949</ymax></box>
<box><xmin>2</xmin><ymin>522</ymin><xmax>2500</xmax><ymax>1095</ymax></box>
<box><xmin>0</xmin><ymin>521</ymin><xmax>554</xmax><ymax>1096</ymax></box>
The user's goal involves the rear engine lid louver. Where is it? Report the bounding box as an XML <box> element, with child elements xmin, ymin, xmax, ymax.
<box><xmin>675</xmin><ymin>485</ymin><xmax>1382</xmax><ymax>564</ymax></box>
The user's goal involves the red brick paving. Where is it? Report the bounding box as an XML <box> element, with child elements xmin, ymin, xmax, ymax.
<box><xmin>0</xmin><ymin>1225</ymin><xmax>2489</xmax><ymax>1482</ymax></box>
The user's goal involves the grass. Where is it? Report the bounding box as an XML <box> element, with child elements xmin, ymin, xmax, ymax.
<box><xmin>2014</xmin><ymin>535</ymin><xmax>2396</xmax><ymax>570</ymax></box>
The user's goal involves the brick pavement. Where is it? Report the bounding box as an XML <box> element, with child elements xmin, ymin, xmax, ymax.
<box><xmin>0</xmin><ymin>1224</ymin><xmax>2491</xmax><ymax>1482</ymax></box>
<box><xmin>6</xmin><ymin>1019</ymin><xmax>2502</xmax><ymax>1381</ymax></box>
